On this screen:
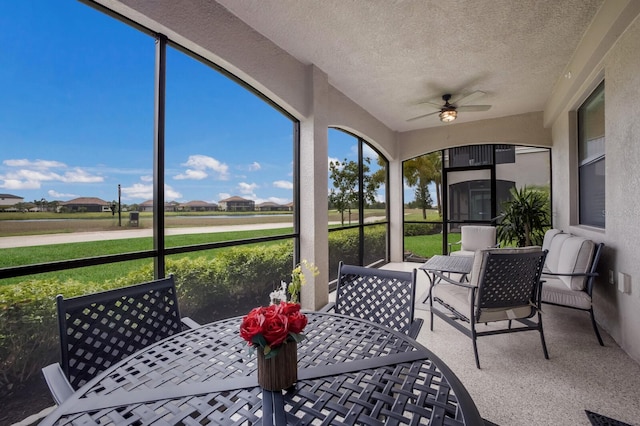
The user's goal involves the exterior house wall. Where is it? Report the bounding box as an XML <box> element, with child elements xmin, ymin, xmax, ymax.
<box><xmin>0</xmin><ymin>194</ymin><xmax>24</xmax><ymax>206</ymax></box>
<box><xmin>548</xmin><ymin>9</ymin><xmax>640</xmax><ymax>362</ymax></box>
<box><xmin>595</xmin><ymin>14</ymin><xmax>640</xmax><ymax>362</ymax></box>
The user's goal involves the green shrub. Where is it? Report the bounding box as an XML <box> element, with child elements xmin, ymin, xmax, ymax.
<box><xmin>404</xmin><ymin>222</ymin><xmax>439</xmax><ymax>236</ymax></box>
<box><xmin>0</xmin><ymin>242</ymin><xmax>294</xmax><ymax>397</ymax></box>
<box><xmin>0</xmin><ymin>277</ymin><xmax>119</xmax><ymax>397</ymax></box>
<box><xmin>328</xmin><ymin>226</ymin><xmax>387</xmax><ymax>280</ymax></box>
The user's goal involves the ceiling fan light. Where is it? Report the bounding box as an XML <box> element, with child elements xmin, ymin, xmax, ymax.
<box><xmin>439</xmin><ymin>109</ymin><xmax>457</xmax><ymax>122</ymax></box>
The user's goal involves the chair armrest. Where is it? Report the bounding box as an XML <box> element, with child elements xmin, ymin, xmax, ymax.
<box><xmin>447</xmin><ymin>240</ymin><xmax>462</xmax><ymax>254</ymax></box>
<box><xmin>42</xmin><ymin>363</ymin><xmax>74</xmax><ymax>405</ymax></box>
<box><xmin>319</xmin><ymin>302</ymin><xmax>335</xmax><ymax>312</ymax></box>
<box><xmin>181</xmin><ymin>317</ymin><xmax>201</xmax><ymax>329</ymax></box>
<box><xmin>407</xmin><ymin>318</ymin><xmax>424</xmax><ymax>339</ymax></box>
<box><xmin>432</xmin><ymin>271</ymin><xmax>476</xmax><ymax>288</ymax></box>
<box><xmin>542</xmin><ymin>271</ymin><xmax>598</xmax><ymax>278</ymax></box>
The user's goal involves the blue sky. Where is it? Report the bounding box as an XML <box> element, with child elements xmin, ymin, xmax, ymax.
<box><xmin>0</xmin><ymin>1</ymin><xmax>409</xmax><ymax>207</ymax></box>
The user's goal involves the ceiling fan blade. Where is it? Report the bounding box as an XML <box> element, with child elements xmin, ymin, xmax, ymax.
<box><xmin>415</xmin><ymin>100</ymin><xmax>443</xmax><ymax>110</ymax></box>
<box><xmin>452</xmin><ymin>90</ymin><xmax>486</xmax><ymax>106</ymax></box>
<box><xmin>457</xmin><ymin>104</ymin><xmax>491</xmax><ymax>112</ymax></box>
<box><xmin>406</xmin><ymin>111</ymin><xmax>440</xmax><ymax>122</ymax></box>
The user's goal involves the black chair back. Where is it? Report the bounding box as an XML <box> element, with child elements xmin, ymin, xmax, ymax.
<box><xmin>335</xmin><ymin>262</ymin><xmax>421</xmax><ymax>337</ymax></box>
<box><xmin>475</xmin><ymin>250</ymin><xmax>547</xmax><ymax>320</ymax></box>
<box><xmin>57</xmin><ymin>275</ymin><xmax>183</xmax><ymax>389</ymax></box>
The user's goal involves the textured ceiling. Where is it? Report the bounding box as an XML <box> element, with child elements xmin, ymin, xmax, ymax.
<box><xmin>215</xmin><ymin>0</ymin><xmax>604</xmax><ymax>131</ymax></box>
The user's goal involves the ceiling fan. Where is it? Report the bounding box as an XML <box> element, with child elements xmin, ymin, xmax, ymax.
<box><xmin>407</xmin><ymin>91</ymin><xmax>491</xmax><ymax>123</ymax></box>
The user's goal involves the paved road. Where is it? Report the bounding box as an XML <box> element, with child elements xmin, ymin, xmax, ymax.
<box><xmin>0</xmin><ymin>216</ymin><xmax>385</xmax><ymax>249</ymax></box>
<box><xmin>0</xmin><ymin>223</ymin><xmax>293</xmax><ymax>249</ymax></box>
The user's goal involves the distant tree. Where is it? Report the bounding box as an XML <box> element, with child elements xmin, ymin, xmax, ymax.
<box><xmin>414</xmin><ymin>186</ymin><xmax>433</xmax><ymax>210</ymax></box>
<box><xmin>14</xmin><ymin>202</ymin><xmax>28</xmax><ymax>212</ymax></box>
<box><xmin>329</xmin><ymin>157</ymin><xmax>380</xmax><ymax>225</ymax></box>
<box><xmin>404</xmin><ymin>152</ymin><xmax>442</xmax><ymax>218</ymax></box>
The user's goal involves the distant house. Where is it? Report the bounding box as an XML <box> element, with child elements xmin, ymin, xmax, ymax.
<box><xmin>284</xmin><ymin>202</ymin><xmax>294</xmax><ymax>212</ymax></box>
<box><xmin>218</xmin><ymin>196</ymin><xmax>255</xmax><ymax>212</ymax></box>
<box><xmin>59</xmin><ymin>197</ymin><xmax>111</xmax><ymax>213</ymax></box>
<box><xmin>256</xmin><ymin>201</ymin><xmax>288</xmax><ymax>212</ymax></box>
<box><xmin>138</xmin><ymin>200</ymin><xmax>180</xmax><ymax>212</ymax></box>
<box><xmin>0</xmin><ymin>193</ymin><xmax>24</xmax><ymax>208</ymax></box>
<box><xmin>179</xmin><ymin>200</ymin><xmax>218</xmax><ymax>212</ymax></box>
<box><xmin>139</xmin><ymin>200</ymin><xmax>154</xmax><ymax>212</ymax></box>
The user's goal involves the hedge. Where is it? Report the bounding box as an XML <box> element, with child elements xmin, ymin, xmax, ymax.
<box><xmin>0</xmin><ymin>242</ymin><xmax>293</xmax><ymax>398</ymax></box>
<box><xmin>0</xmin><ymin>228</ymin><xmax>387</xmax><ymax>398</ymax></box>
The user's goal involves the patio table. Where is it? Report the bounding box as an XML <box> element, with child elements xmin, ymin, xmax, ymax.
<box><xmin>40</xmin><ymin>311</ymin><xmax>482</xmax><ymax>426</ymax></box>
<box><xmin>419</xmin><ymin>255</ymin><xmax>475</xmax><ymax>304</ymax></box>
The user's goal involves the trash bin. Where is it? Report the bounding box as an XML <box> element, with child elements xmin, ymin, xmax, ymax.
<box><xmin>129</xmin><ymin>211</ymin><xmax>139</xmax><ymax>227</ymax></box>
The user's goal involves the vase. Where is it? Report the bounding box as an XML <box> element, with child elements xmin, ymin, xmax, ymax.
<box><xmin>257</xmin><ymin>342</ymin><xmax>298</xmax><ymax>391</ymax></box>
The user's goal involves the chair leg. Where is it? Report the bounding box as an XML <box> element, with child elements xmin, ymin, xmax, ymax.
<box><xmin>589</xmin><ymin>308</ymin><xmax>605</xmax><ymax>346</ymax></box>
<box><xmin>538</xmin><ymin>312</ymin><xmax>549</xmax><ymax>359</ymax></box>
<box><xmin>471</xmin><ymin>326</ymin><xmax>481</xmax><ymax>369</ymax></box>
<box><xmin>429</xmin><ymin>293</ymin><xmax>434</xmax><ymax>331</ymax></box>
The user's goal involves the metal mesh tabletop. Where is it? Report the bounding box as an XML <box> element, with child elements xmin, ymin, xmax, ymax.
<box><xmin>419</xmin><ymin>256</ymin><xmax>474</xmax><ymax>275</ymax></box>
<box><xmin>42</xmin><ymin>312</ymin><xmax>481</xmax><ymax>426</ymax></box>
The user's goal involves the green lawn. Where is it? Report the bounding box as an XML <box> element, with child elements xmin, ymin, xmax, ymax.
<box><xmin>404</xmin><ymin>232</ymin><xmax>461</xmax><ymax>258</ymax></box>
<box><xmin>0</xmin><ymin>228</ymin><xmax>293</xmax><ymax>286</ymax></box>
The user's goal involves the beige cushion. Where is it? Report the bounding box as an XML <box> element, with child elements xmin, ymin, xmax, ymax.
<box><xmin>450</xmin><ymin>249</ymin><xmax>475</xmax><ymax>257</ymax></box>
<box><xmin>469</xmin><ymin>246</ymin><xmax>542</xmax><ymax>288</ymax></box>
<box><xmin>433</xmin><ymin>246</ymin><xmax>542</xmax><ymax>323</ymax></box>
<box><xmin>545</xmin><ymin>232</ymin><xmax>572</xmax><ymax>273</ymax></box>
<box><xmin>477</xmin><ymin>305</ymin><xmax>535</xmax><ymax>323</ymax></box>
<box><xmin>432</xmin><ymin>279</ymin><xmax>473</xmax><ymax>319</ymax></box>
<box><xmin>555</xmin><ymin>236</ymin><xmax>595</xmax><ymax>291</ymax></box>
<box><xmin>460</xmin><ymin>226</ymin><xmax>497</xmax><ymax>252</ymax></box>
<box><xmin>541</xmin><ymin>277</ymin><xmax>592</xmax><ymax>309</ymax></box>
<box><xmin>542</xmin><ymin>229</ymin><xmax>563</xmax><ymax>252</ymax></box>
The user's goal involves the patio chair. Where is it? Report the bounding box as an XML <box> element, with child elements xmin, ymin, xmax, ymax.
<box><xmin>42</xmin><ymin>274</ymin><xmax>199</xmax><ymax>404</ymax></box>
<box><xmin>322</xmin><ymin>262</ymin><xmax>423</xmax><ymax>338</ymax></box>
<box><xmin>430</xmin><ymin>247</ymin><xmax>548</xmax><ymax>368</ymax></box>
<box><xmin>540</xmin><ymin>228</ymin><xmax>605</xmax><ymax>345</ymax></box>
<box><xmin>449</xmin><ymin>225</ymin><xmax>498</xmax><ymax>256</ymax></box>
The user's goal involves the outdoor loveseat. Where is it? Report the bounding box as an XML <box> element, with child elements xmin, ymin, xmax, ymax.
<box><xmin>540</xmin><ymin>229</ymin><xmax>605</xmax><ymax>345</ymax></box>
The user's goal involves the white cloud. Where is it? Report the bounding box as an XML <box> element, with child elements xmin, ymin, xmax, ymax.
<box><xmin>60</xmin><ymin>168</ymin><xmax>104</xmax><ymax>183</ymax></box>
<box><xmin>238</xmin><ymin>182</ymin><xmax>258</xmax><ymax>195</ymax></box>
<box><xmin>48</xmin><ymin>189</ymin><xmax>77</xmax><ymax>198</ymax></box>
<box><xmin>165</xmin><ymin>185</ymin><xmax>182</xmax><ymax>199</ymax></box>
<box><xmin>267</xmin><ymin>196</ymin><xmax>290</xmax><ymax>204</ymax></box>
<box><xmin>218</xmin><ymin>192</ymin><xmax>231</xmax><ymax>201</ymax></box>
<box><xmin>121</xmin><ymin>183</ymin><xmax>152</xmax><ymax>199</ymax></box>
<box><xmin>174</xmin><ymin>169</ymin><xmax>208</xmax><ymax>180</ymax></box>
<box><xmin>174</xmin><ymin>154</ymin><xmax>229</xmax><ymax>180</ymax></box>
<box><xmin>0</xmin><ymin>159</ymin><xmax>103</xmax><ymax>189</ymax></box>
<box><xmin>250</xmin><ymin>196</ymin><xmax>291</xmax><ymax>205</ymax></box>
<box><xmin>273</xmin><ymin>180</ymin><xmax>293</xmax><ymax>190</ymax></box>
<box><xmin>0</xmin><ymin>179</ymin><xmax>40</xmax><ymax>190</ymax></box>
<box><xmin>120</xmin><ymin>183</ymin><xmax>182</xmax><ymax>200</ymax></box>
<box><xmin>140</xmin><ymin>175</ymin><xmax>153</xmax><ymax>182</ymax></box>
<box><xmin>249</xmin><ymin>162</ymin><xmax>261</xmax><ymax>171</ymax></box>
<box><xmin>3</xmin><ymin>159</ymin><xmax>66</xmax><ymax>168</ymax></box>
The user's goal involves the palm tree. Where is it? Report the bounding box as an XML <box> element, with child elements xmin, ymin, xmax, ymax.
<box><xmin>404</xmin><ymin>152</ymin><xmax>442</xmax><ymax>218</ymax></box>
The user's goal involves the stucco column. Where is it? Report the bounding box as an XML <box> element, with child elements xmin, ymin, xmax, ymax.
<box><xmin>299</xmin><ymin>65</ymin><xmax>329</xmax><ymax>310</ymax></box>
<box><xmin>388</xmin><ymin>153</ymin><xmax>405</xmax><ymax>262</ymax></box>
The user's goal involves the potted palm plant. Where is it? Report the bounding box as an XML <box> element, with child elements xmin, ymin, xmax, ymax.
<box><xmin>495</xmin><ymin>186</ymin><xmax>550</xmax><ymax>247</ymax></box>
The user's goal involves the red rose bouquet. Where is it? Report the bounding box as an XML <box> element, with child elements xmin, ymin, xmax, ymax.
<box><xmin>240</xmin><ymin>301</ymin><xmax>307</xmax><ymax>359</ymax></box>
